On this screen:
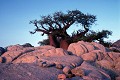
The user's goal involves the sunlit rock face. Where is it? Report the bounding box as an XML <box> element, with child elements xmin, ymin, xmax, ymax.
<box><xmin>0</xmin><ymin>41</ymin><xmax>120</xmax><ymax>80</ymax></box>
<box><xmin>67</xmin><ymin>41</ymin><xmax>106</xmax><ymax>56</ymax></box>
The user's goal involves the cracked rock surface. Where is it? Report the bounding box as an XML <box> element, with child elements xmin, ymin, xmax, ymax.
<box><xmin>0</xmin><ymin>41</ymin><xmax>120</xmax><ymax>80</ymax></box>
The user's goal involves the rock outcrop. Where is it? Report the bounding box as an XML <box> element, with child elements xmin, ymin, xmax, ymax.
<box><xmin>0</xmin><ymin>41</ymin><xmax>120</xmax><ymax>80</ymax></box>
<box><xmin>0</xmin><ymin>47</ymin><xmax>6</xmax><ymax>56</ymax></box>
<box><xmin>22</xmin><ymin>43</ymin><xmax>34</xmax><ymax>47</ymax></box>
<box><xmin>112</xmin><ymin>39</ymin><xmax>120</xmax><ymax>48</ymax></box>
<box><xmin>68</xmin><ymin>41</ymin><xmax>106</xmax><ymax>56</ymax></box>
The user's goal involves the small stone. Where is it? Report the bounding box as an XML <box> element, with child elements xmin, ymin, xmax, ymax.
<box><xmin>0</xmin><ymin>57</ymin><xmax>2</xmax><ymax>63</ymax></box>
<box><xmin>46</xmin><ymin>62</ymin><xmax>55</xmax><ymax>67</ymax></box>
<box><xmin>42</xmin><ymin>64</ymin><xmax>47</xmax><ymax>67</ymax></box>
<box><xmin>63</xmin><ymin>66</ymin><xmax>71</xmax><ymax>74</ymax></box>
<box><xmin>38</xmin><ymin>62</ymin><xmax>43</xmax><ymax>67</ymax></box>
<box><xmin>38</xmin><ymin>61</ymin><xmax>47</xmax><ymax>67</ymax></box>
<box><xmin>42</xmin><ymin>62</ymin><xmax>47</xmax><ymax>67</ymax></box>
<box><xmin>27</xmin><ymin>72</ymin><xmax>32</xmax><ymax>76</ymax></box>
<box><xmin>71</xmin><ymin>63</ymin><xmax>77</xmax><ymax>68</ymax></box>
<box><xmin>58</xmin><ymin>74</ymin><xmax>66</xmax><ymax>80</ymax></box>
<box><xmin>56</xmin><ymin>64</ymin><xmax>63</xmax><ymax>69</ymax></box>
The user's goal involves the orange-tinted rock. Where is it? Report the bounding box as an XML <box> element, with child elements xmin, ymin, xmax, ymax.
<box><xmin>14</xmin><ymin>55</ymin><xmax>37</xmax><ymax>63</ymax></box>
<box><xmin>1</xmin><ymin>47</ymin><xmax>34</xmax><ymax>63</ymax></box>
<box><xmin>63</xmin><ymin>66</ymin><xmax>71</xmax><ymax>74</ymax></box>
<box><xmin>78</xmin><ymin>41</ymin><xmax>95</xmax><ymax>52</ymax></box>
<box><xmin>95</xmin><ymin>50</ymin><xmax>105</xmax><ymax>61</ymax></box>
<box><xmin>68</xmin><ymin>41</ymin><xmax>95</xmax><ymax>56</ymax></box>
<box><xmin>71</xmin><ymin>67</ymin><xmax>85</xmax><ymax>77</ymax></box>
<box><xmin>107</xmin><ymin>52</ymin><xmax>120</xmax><ymax>61</ymax></box>
<box><xmin>7</xmin><ymin>44</ymin><xmax>24</xmax><ymax>51</ymax></box>
<box><xmin>81</xmin><ymin>52</ymin><xmax>97</xmax><ymax>62</ymax></box>
<box><xmin>41</xmin><ymin>48</ymin><xmax>69</xmax><ymax>57</ymax></box>
<box><xmin>68</xmin><ymin>43</ymin><xmax>85</xmax><ymax>56</ymax></box>
<box><xmin>35</xmin><ymin>45</ymin><xmax>55</xmax><ymax>50</ymax></box>
<box><xmin>0</xmin><ymin>57</ymin><xmax>2</xmax><ymax>63</ymax></box>
<box><xmin>1</xmin><ymin>41</ymin><xmax>120</xmax><ymax>80</ymax></box>
<box><xmin>56</xmin><ymin>64</ymin><xmax>63</xmax><ymax>69</ymax></box>
<box><xmin>58</xmin><ymin>74</ymin><xmax>66</xmax><ymax>80</ymax></box>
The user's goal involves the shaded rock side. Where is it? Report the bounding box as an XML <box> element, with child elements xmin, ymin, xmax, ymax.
<box><xmin>0</xmin><ymin>47</ymin><xmax>6</xmax><ymax>56</ymax></box>
<box><xmin>80</xmin><ymin>61</ymin><xmax>111</xmax><ymax>80</ymax></box>
<box><xmin>0</xmin><ymin>63</ymin><xmax>63</xmax><ymax>80</ymax></box>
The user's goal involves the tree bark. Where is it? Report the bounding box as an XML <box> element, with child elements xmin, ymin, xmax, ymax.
<box><xmin>60</xmin><ymin>39</ymin><xmax>69</xmax><ymax>50</ymax></box>
<box><xmin>48</xmin><ymin>34</ymin><xmax>56</xmax><ymax>47</ymax></box>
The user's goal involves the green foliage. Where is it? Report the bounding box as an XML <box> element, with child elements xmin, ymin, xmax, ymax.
<box><xmin>39</xmin><ymin>30</ymin><xmax>112</xmax><ymax>47</ymax></box>
<box><xmin>72</xmin><ymin>30</ymin><xmax>112</xmax><ymax>47</ymax></box>
<box><xmin>38</xmin><ymin>39</ymin><xmax>49</xmax><ymax>46</ymax></box>
<box><xmin>85</xmin><ymin>30</ymin><xmax>112</xmax><ymax>42</ymax></box>
<box><xmin>30</xmin><ymin>10</ymin><xmax>96</xmax><ymax>36</ymax></box>
<box><xmin>30</xmin><ymin>9</ymin><xmax>112</xmax><ymax>48</ymax></box>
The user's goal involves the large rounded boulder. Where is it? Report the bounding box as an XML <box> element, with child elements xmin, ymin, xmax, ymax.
<box><xmin>7</xmin><ymin>44</ymin><xmax>24</xmax><ymax>51</ymax></box>
<box><xmin>68</xmin><ymin>41</ymin><xmax>96</xmax><ymax>56</ymax></box>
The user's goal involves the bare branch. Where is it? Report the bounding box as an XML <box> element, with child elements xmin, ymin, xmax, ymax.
<box><xmin>48</xmin><ymin>23</ymin><xmax>54</xmax><ymax>29</ymax></box>
<box><xmin>63</xmin><ymin>21</ymin><xmax>74</xmax><ymax>32</ymax></box>
<box><xmin>29</xmin><ymin>31</ymin><xmax>37</xmax><ymax>34</ymax></box>
<box><xmin>54</xmin><ymin>21</ymin><xmax>62</xmax><ymax>29</ymax></box>
<box><xmin>72</xmin><ymin>27</ymin><xmax>89</xmax><ymax>39</ymax></box>
<box><xmin>40</xmin><ymin>23</ymin><xmax>49</xmax><ymax>31</ymax></box>
<box><xmin>36</xmin><ymin>28</ymin><xmax>49</xmax><ymax>34</ymax></box>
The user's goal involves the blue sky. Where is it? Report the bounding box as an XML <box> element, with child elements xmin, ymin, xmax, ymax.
<box><xmin>0</xmin><ymin>0</ymin><xmax>119</xmax><ymax>47</ymax></box>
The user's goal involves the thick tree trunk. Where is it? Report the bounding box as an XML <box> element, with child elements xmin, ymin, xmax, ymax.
<box><xmin>48</xmin><ymin>34</ymin><xmax>69</xmax><ymax>50</ymax></box>
<box><xmin>48</xmin><ymin>34</ymin><xmax>56</xmax><ymax>47</ymax></box>
<box><xmin>60</xmin><ymin>39</ymin><xmax>69</xmax><ymax>50</ymax></box>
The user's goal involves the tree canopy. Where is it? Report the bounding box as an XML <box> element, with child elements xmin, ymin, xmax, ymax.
<box><xmin>30</xmin><ymin>10</ymin><xmax>112</xmax><ymax>49</ymax></box>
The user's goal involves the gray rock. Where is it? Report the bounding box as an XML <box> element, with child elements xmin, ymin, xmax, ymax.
<box><xmin>112</xmin><ymin>39</ymin><xmax>120</xmax><ymax>48</ymax></box>
<box><xmin>69</xmin><ymin>76</ymin><xmax>83</xmax><ymax>80</ymax></box>
<box><xmin>80</xmin><ymin>61</ymin><xmax>111</xmax><ymax>80</ymax></box>
<box><xmin>0</xmin><ymin>47</ymin><xmax>5</xmax><ymax>56</ymax></box>
<box><xmin>22</xmin><ymin>43</ymin><xmax>34</xmax><ymax>47</ymax></box>
<box><xmin>109</xmin><ymin>47</ymin><xmax>120</xmax><ymax>52</ymax></box>
<box><xmin>0</xmin><ymin>63</ymin><xmax>63</xmax><ymax>80</ymax></box>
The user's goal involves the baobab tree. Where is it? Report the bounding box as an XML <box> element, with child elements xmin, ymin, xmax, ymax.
<box><xmin>30</xmin><ymin>10</ymin><xmax>111</xmax><ymax>49</ymax></box>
